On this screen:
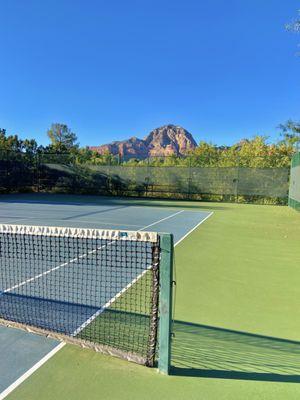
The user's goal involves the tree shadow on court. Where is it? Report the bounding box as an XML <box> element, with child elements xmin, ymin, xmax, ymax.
<box><xmin>171</xmin><ymin>320</ymin><xmax>300</xmax><ymax>383</ymax></box>
<box><xmin>1</xmin><ymin>193</ymin><xmax>229</xmax><ymax>211</ymax></box>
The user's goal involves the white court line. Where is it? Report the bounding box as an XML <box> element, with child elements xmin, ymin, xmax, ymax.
<box><xmin>2</xmin><ymin>243</ymin><xmax>110</xmax><ymax>294</ymax></box>
<box><xmin>1</xmin><ymin>218</ymin><xmax>143</xmax><ymax>228</ymax></box>
<box><xmin>0</xmin><ymin>208</ymin><xmax>212</xmax><ymax>399</ymax></box>
<box><xmin>139</xmin><ymin>210</ymin><xmax>184</xmax><ymax>231</ymax></box>
<box><xmin>2</xmin><ymin>209</ymin><xmax>184</xmax><ymax>294</ymax></box>
<box><xmin>1</xmin><ymin>208</ymin><xmax>185</xmax><ymax>229</ymax></box>
<box><xmin>0</xmin><ymin>209</ymin><xmax>186</xmax><ymax>398</ymax></box>
<box><xmin>72</xmin><ymin>209</ymin><xmax>208</xmax><ymax>336</ymax></box>
<box><xmin>71</xmin><ymin>210</ymin><xmax>214</xmax><ymax>336</ymax></box>
<box><xmin>0</xmin><ymin>342</ymin><xmax>65</xmax><ymax>400</ymax></box>
<box><xmin>0</xmin><ymin>199</ymin><xmax>206</xmax><ymax>213</ymax></box>
<box><xmin>174</xmin><ymin>211</ymin><xmax>213</xmax><ymax>247</ymax></box>
<box><xmin>72</xmin><ymin>268</ymin><xmax>150</xmax><ymax>336</ymax></box>
<box><xmin>71</xmin><ymin>209</ymin><xmax>185</xmax><ymax>336</ymax></box>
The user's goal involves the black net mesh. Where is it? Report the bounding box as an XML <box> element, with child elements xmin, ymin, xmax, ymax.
<box><xmin>0</xmin><ymin>225</ymin><xmax>160</xmax><ymax>365</ymax></box>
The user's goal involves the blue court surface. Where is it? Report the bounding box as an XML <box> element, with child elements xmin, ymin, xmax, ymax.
<box><xmin>0</xmin><ymin>196</ymin><xmax>211</xmax><ymax>244</ymax></box>
<box><xmin>0</xmin><ymin>195</ymin><xmax>213</xmax><ymax>398</ymax></box>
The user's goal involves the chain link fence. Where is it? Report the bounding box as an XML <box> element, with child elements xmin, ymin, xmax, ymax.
<box><xmin>0</xmin><ymin>152</ymin><xmax>290</xmax><ymax>204</ymax></box>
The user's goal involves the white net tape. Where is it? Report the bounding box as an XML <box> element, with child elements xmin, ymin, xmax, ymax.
<box><xmin>0</xmin><ymin>224</ymin><xmax>158</xmax><ymax>242</ymax></box>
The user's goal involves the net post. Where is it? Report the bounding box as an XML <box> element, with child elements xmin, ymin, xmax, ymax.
<box><xmin>158</xmin><ymin>233</ymin><xmax>173</xmax><ymax>375</ymax></box>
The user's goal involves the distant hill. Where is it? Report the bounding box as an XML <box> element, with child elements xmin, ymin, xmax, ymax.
<box><xmin>89</xmin><ymin>125</ymin><xmax>197</xmax><ymax>159</ymax></box>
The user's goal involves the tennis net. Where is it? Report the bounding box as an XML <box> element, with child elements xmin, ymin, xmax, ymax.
<box><xmin>0</xmin><ymin>224</ymin><xmax>162</xmax><ymax>366</ymax></box>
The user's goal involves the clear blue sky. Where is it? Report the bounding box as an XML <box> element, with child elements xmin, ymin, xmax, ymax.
<box><xmin>0</xmin><ymin>0</ymin><xmax>299</xmax><ymax>147</ymax></box>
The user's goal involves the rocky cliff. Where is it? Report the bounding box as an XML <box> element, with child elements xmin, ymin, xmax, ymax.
<box><xmin>89</xmin><ymin>125</ymin><xmax>197</xmax><ymax>158</ymax></box>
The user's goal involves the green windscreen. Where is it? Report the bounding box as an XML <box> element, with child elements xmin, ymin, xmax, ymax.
<box><xmin>89</xmin><ymin>165</ymin><xmax>289</xmax><ymax>198</ymax></box>
<box><xmin>0</xmin><ymin>151</ymin><xmax>290</xmax><ymax>203</ymax></box>
<box><xmin>289</xmin><ymin>152</ymin><xmax>300</xmax><ymax>211</ymax></box>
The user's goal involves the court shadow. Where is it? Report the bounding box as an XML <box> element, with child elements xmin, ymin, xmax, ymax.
<box><xmin>0</xmin><ymin>193</ymin><xmax>228</xmax><ymax>211</ymax></box>
<box><xmin>171</xmin><ymin>321</ymin><xmax>300</xmax><ymax>383</ymax></box>
<box><xmin>128</xmin><ymin>199</ymin><xmax>228</xmax><ymax>211</ymax></box>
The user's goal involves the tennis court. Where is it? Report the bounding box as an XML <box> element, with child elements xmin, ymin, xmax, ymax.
<box><xmin>0</xmin><ymin>195</ymin><xmax>211</xmax><ymax>242</ymax></box>
<box><xmin>1</xmin><ymin>196</ymin><xmax>300</xmax><ymax>400</ymax></box>
<box><xmin>0</xmin><ymin>194</ymin><xmax>212</xmax><ymax>398</ymax></box>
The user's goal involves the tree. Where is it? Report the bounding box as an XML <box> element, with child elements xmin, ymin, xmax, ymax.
<box><xmin>0</xmin><ymin>129</ymin><xmax>6</xmax><ymax>148</ymax></box>
<box><xmin>286</xmin><ymin>10</ymin><xmax>300</xmax><ymax>55</ymax></box>
<box><xmin>0</xmin><ymin>128</ymin><xmax>40</xmax><ymax>155</ymax></box>
<box><xmin>0</xmin><ymin>128</ymin><xmax>22</xmax><ymax>152</ymax></box>
<box><xmin>189</xmin><ymin>141</ymin><xmax>221</xmax><ymax>166</ymax></box>
<box><xmin>278</xmin><ymin>120</ymin><xmax>300</xmax><ymax>150</ymax></box>
<box><xmin>47</xmin><ymin>123</ymin><xmax>78</xmax><ymax>152</ymax></box>
<box><xmin>22</xmin><ymin>139</ymin><xmax>39</xmax><ymax>154</ymax></box>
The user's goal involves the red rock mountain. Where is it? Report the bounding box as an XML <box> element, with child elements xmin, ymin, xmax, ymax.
<box><xmin>89</xmin><ymin>125</ymin><xmax>197</xmax><ymax>158</ymax></box>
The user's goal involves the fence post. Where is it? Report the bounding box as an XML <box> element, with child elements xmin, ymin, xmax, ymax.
<box><xmin>235</xmin><ymin>167</ymin><xmax>239</xmax><ymax>202</ymax></box>
<box><xmin>35</xmin><ymin>153</ymin><xmax>40</xmax><ymax>192</ymax></box>
<box><xmin>158</xmin><ymin>233</ymin><xmax>174</xmax><ymax>375</ymax></box>
<box><xmin>187</xmin><ymin>156</ymin><xmax>192</xmax><ymax>199</ymax></box>
<box><xmin>147</xmin><ymin>156</ymin><xmax>150</xmax><ymax>197</ymax></box>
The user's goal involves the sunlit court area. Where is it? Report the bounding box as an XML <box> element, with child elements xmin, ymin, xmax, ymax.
<box><xmin>1</xmin><ymin>1</ymin><xmax>300</xmax><ymax>399</ymax></box>
<box><xmin>0</xmin><ymin>151</ymin><xmax>298</xmax><ymax>399</ymax></box>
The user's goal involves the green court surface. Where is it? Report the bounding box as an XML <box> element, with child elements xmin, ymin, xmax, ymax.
<box><xmin>6</xmin><ymin>200</ymin><xmax>300</xmax><ymax>400</ymax></box>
